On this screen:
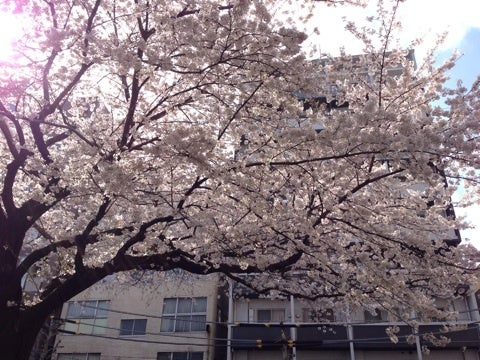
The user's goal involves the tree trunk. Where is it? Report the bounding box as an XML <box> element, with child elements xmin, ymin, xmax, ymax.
<box><xmin>0</xmin><ymin>307</ymin><xmax>48</xmax><ymax>360</ymax></box>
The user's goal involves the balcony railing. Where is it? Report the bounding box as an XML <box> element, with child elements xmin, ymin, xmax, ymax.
<box><xmin>230</xmin><ymin>322</ymin><xmax>480</xmax><ymax>351</ymax></box>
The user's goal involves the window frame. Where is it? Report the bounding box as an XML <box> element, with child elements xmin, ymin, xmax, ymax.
<box><xmin>255</xmin><ymin>308</ymin><xmax>286</xmax><ymax>323</ymax></box>
<box><xmin>64</xmin><ymin>300</ymin><xmax>110</xmax><ymax>335</ymax></box>
<box><xmin>57</xmin><ymin>353</ymin><xmax>101</xmax><ymax>360</ymax></box>
<box><xmin>160</xmin><ymin>297</ymin><xmax>207</xmax><ymax>333</ymax></box>
<box><xmin>363</xmin><ymin>308</ymin><xmax>388</xmax><ymax>323</ymax></box>
<box><xmin>157</xmin><ymin>351</ymin><xmax>203</xmax><ymax>360</ymax></box>
<box><xmin>119</xmin><ymin>318</ymin><xmax>147</xmax><ymax>336</ymax></box>
<box><xmin>302</xmin><ymin>308</ymin><xmax>335</xmax><ymax>323</ymax></box>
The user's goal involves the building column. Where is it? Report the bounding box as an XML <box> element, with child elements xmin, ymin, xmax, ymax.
<box><xmin>467</xmin><ymin>293</ymin><xmax>480</xmax><ymax>322</ymax></box>
<box><xmin>466</xmin><ymin>293</ymin><xmax>480</xmax><ymax>360</ymax></box>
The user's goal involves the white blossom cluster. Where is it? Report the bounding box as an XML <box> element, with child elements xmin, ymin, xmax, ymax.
<box><xmin>0</xmin><ymin>0</ymin><xmax>479</xmax><ymax>354</ymax></box>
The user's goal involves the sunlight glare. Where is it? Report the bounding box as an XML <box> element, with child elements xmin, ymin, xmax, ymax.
<box><xmin>0</xmin><ymin>11</ymin><xmax>23</xmax><ymax>61</ymax></box>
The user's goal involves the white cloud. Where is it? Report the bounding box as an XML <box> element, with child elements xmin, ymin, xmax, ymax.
<box><xmin>299</xmin><ymin>0</ymin><xmax>480</xmax><ymax>59</ymax></box>
<box><xmin>455</xmin><ymin>204</ymin><xmax>480</xmax><ymax>248</ymax></box>
<box><xmin>397</xmin><ymin>0</ymin><xmax>480</xmax><ymax>51</ymax></box>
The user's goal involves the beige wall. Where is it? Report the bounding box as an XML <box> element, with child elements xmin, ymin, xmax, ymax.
<box><xmin>55</xmin><ymin>272</ymin><xmax>220</xmax><ymax>360</ymax></box>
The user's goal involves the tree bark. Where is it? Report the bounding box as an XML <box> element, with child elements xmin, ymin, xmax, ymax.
<box><xmin>0</xmin><ymin>307</ymin><xmax>49</xmax><ymax>360</ymax></box>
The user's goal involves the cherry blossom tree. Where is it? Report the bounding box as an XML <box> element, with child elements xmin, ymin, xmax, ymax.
<box><xmin>0</xmin><ymin>0</ymin><xmax>478</xmax><ymax>358</ymax></box>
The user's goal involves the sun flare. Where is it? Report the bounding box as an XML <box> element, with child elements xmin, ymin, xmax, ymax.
<box><xmin>0</xmin><ymin>11</ymin><xmax>23</xmax><ymax>61</ymax></box>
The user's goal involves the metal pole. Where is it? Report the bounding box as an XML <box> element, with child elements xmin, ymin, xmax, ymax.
<box><xmin>414</xmin><ymin>327</ymin><xmax>423</xmax><ymax>360</ymax></box>
<box><xmin>346</xmin><ymin>304</ymin><xmax>355</xmax><ymax>360</ymax></box>
<box><xmin>290</xmin><ymin>295</ymin><xmax>297</xmax><ymax>359</ymax></box>
<box><xmin>227</xmin><ymin>280</ymin><xmax>234</xmax><ymax>360</ymax></box>
<box><xmin>412</xmin><ymin>309</ymin><xmax>423</xmax><ymax>360</ymax></box>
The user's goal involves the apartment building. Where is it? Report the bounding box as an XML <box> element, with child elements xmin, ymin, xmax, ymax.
<box><xmin>227</xmin><ymin>281</ymin><xmax>480</xmax><ymax>360</ymax></box>
<box><xmin>53</xmin><ymin>271</ymin><xmax>224</xmax><ymax>360</ymax></box>
<box><xmin>51</xmin><ymin>271</ymin><xmax>480</xmax><ymax>360</ymax></box>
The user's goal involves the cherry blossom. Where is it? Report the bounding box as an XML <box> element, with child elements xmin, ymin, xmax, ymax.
<box><xmin>0</xmin><ymin>1</ymin><xmax>478</xmax><ymax>358</ymax></box>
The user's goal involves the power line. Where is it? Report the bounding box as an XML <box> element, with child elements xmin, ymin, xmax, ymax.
<box><xmin>54</xmin><ymin>316</ymin><xmax>480</xmax><ymax>348</ymax></box>
<box><xmin>57</xmin><ymin>328</ymin><xmax>224</xmax><ymax>348</ymax></box>
<box><xmin>71</xmin><ymin>301</ymin><xmax>480</xmax><ymax>328</ymax></box>
<box><xmin>55</xmin><ymin>317</ymin><xmax>252</xmax><ymax>343</ymax></box>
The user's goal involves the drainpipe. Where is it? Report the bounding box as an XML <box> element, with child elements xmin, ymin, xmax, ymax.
<box><xmin>227</xmin><ymin>280</ymin><xmax>234</xmax><ymax>360</ymax></box>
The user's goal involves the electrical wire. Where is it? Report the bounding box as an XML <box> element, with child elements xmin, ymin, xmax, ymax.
<box><xmin>54</xmin><ymin>316</ymin><xmax>480</xmax><ymax>348</ymax></box>
<box><xmin>54</xmin><ymin>317</ymin><xmax>252</xmax><ymax>343</ymax></box>
<box><xmin>57</xmin><ymin>328</ymin><xmax>223</xmax><ymax>348</ymax></box>
<box><xmin>72</xmin><ymin>301</ymin><xmax>480</xmax><ymax>327</ymax></box>
<box><xmin>47</xmin><ymin>298</ymin><xmax>480</xmax><ymax>360</ymax></box>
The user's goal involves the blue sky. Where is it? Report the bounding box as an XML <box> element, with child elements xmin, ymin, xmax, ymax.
<box><xmin>438</xmin><ymin>29</ymin><xmax>480</xmax><ymax>90</ymax></box>
<box><xmin>437</xmin><ymin>28</ymin><xmax>480</xmax><ymax>247</ymax></box>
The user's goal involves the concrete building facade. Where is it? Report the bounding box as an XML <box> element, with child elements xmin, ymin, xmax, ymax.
<box><xmin>54</xmin><ymin>272</ymin><xmax>224</xmax><ymax>360</ymax></box>
<box><xmin>51</xmin><ymin>272</ymin><xmax>480</xmax><ymax>360</ymax></box>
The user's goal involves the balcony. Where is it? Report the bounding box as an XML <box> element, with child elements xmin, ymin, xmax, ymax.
<box><xmin>231</xmin><ymin>323</ymin><xmax>349</xmax><ymax>350</ymax></box>
<box><xmin>231</xmin><ymin>322</ymin><xmax>480</xmax><ymax>351</ymax></box>
<box><xmin>352</xmin><ymin>324</ymin><xmax>416</xmax><ymax>350</ymax></box>
<box><xmin>231</xmin><ymin>324</ymin><xmax>287</xmax><ymax>350</ymax></box>
<box><xmin>419</xmin><ymin>324</ymin><xmax>480</xmax><ymax>349</ymax></box>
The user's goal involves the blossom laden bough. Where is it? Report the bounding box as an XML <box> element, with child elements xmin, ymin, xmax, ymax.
<box><xmin>0</xmin><ymin>0</ymin><xmax>478</xmax><ymax>359</ymax></box>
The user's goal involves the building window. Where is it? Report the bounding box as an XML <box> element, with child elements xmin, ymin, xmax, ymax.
<box><xmin>157</xmin><ymin>352</ymin><xmax>203</xmax><ymax>360</ymax></box>
<box><xmin>256</xmin><ymin>309</ymin><xmax>285</xmax><ymax>322</ymax></box>
<box><xmin>120</xmin><ymin>319</ymin><xmax>147</xmax><ymax>336</ymax></box>
<box><xmin>302</xmin><ymin>308</ymin><xmax>335</xmax><ymax>323</ymax></box>
<box><xmin>328</xmin><ymin>84</ymin><xmax>338</xmax><ymax>96</ymax></box>
<box><xmin>64</xmin><ymin>300</ymin><xmax>110</xmax><ymax>335</ymax></box>
<box><xmin>364</xmin><ymin>309</ymin><xmax>388</xmax><ymax>323</ymax></box>
<box><xmin>429</xmin><ymin>298</ymin><xmax>453</xmax><ymax>322</ymax></box>
<box><xmin>57</xmin><ymin>354</ymin><xmax>101</xmax><ymax>360</ymax></box>
<box><xmin>160</xmin><ymin>297</ymin><xmax>207</xmax><ymax>332</ymax></box>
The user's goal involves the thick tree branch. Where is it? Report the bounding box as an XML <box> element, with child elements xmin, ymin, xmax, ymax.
<box><xmin>74</xmin><ymin>198</ymin><xmax>112</xmax><ymax>272</ymax></box>
<box><xmin>115</xmin><ymin>215</ymin><xmax>175</xmax><ymax>257</ymax></box>
<box><xmin>0</xmin><ymin>116</ymin><xmax>19</xmax><ymax>159</ymax></box>
<box><xmin>2</xmin><ymin>149</ymin><xmax>33</xmax><ymax>217</ymax></box>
